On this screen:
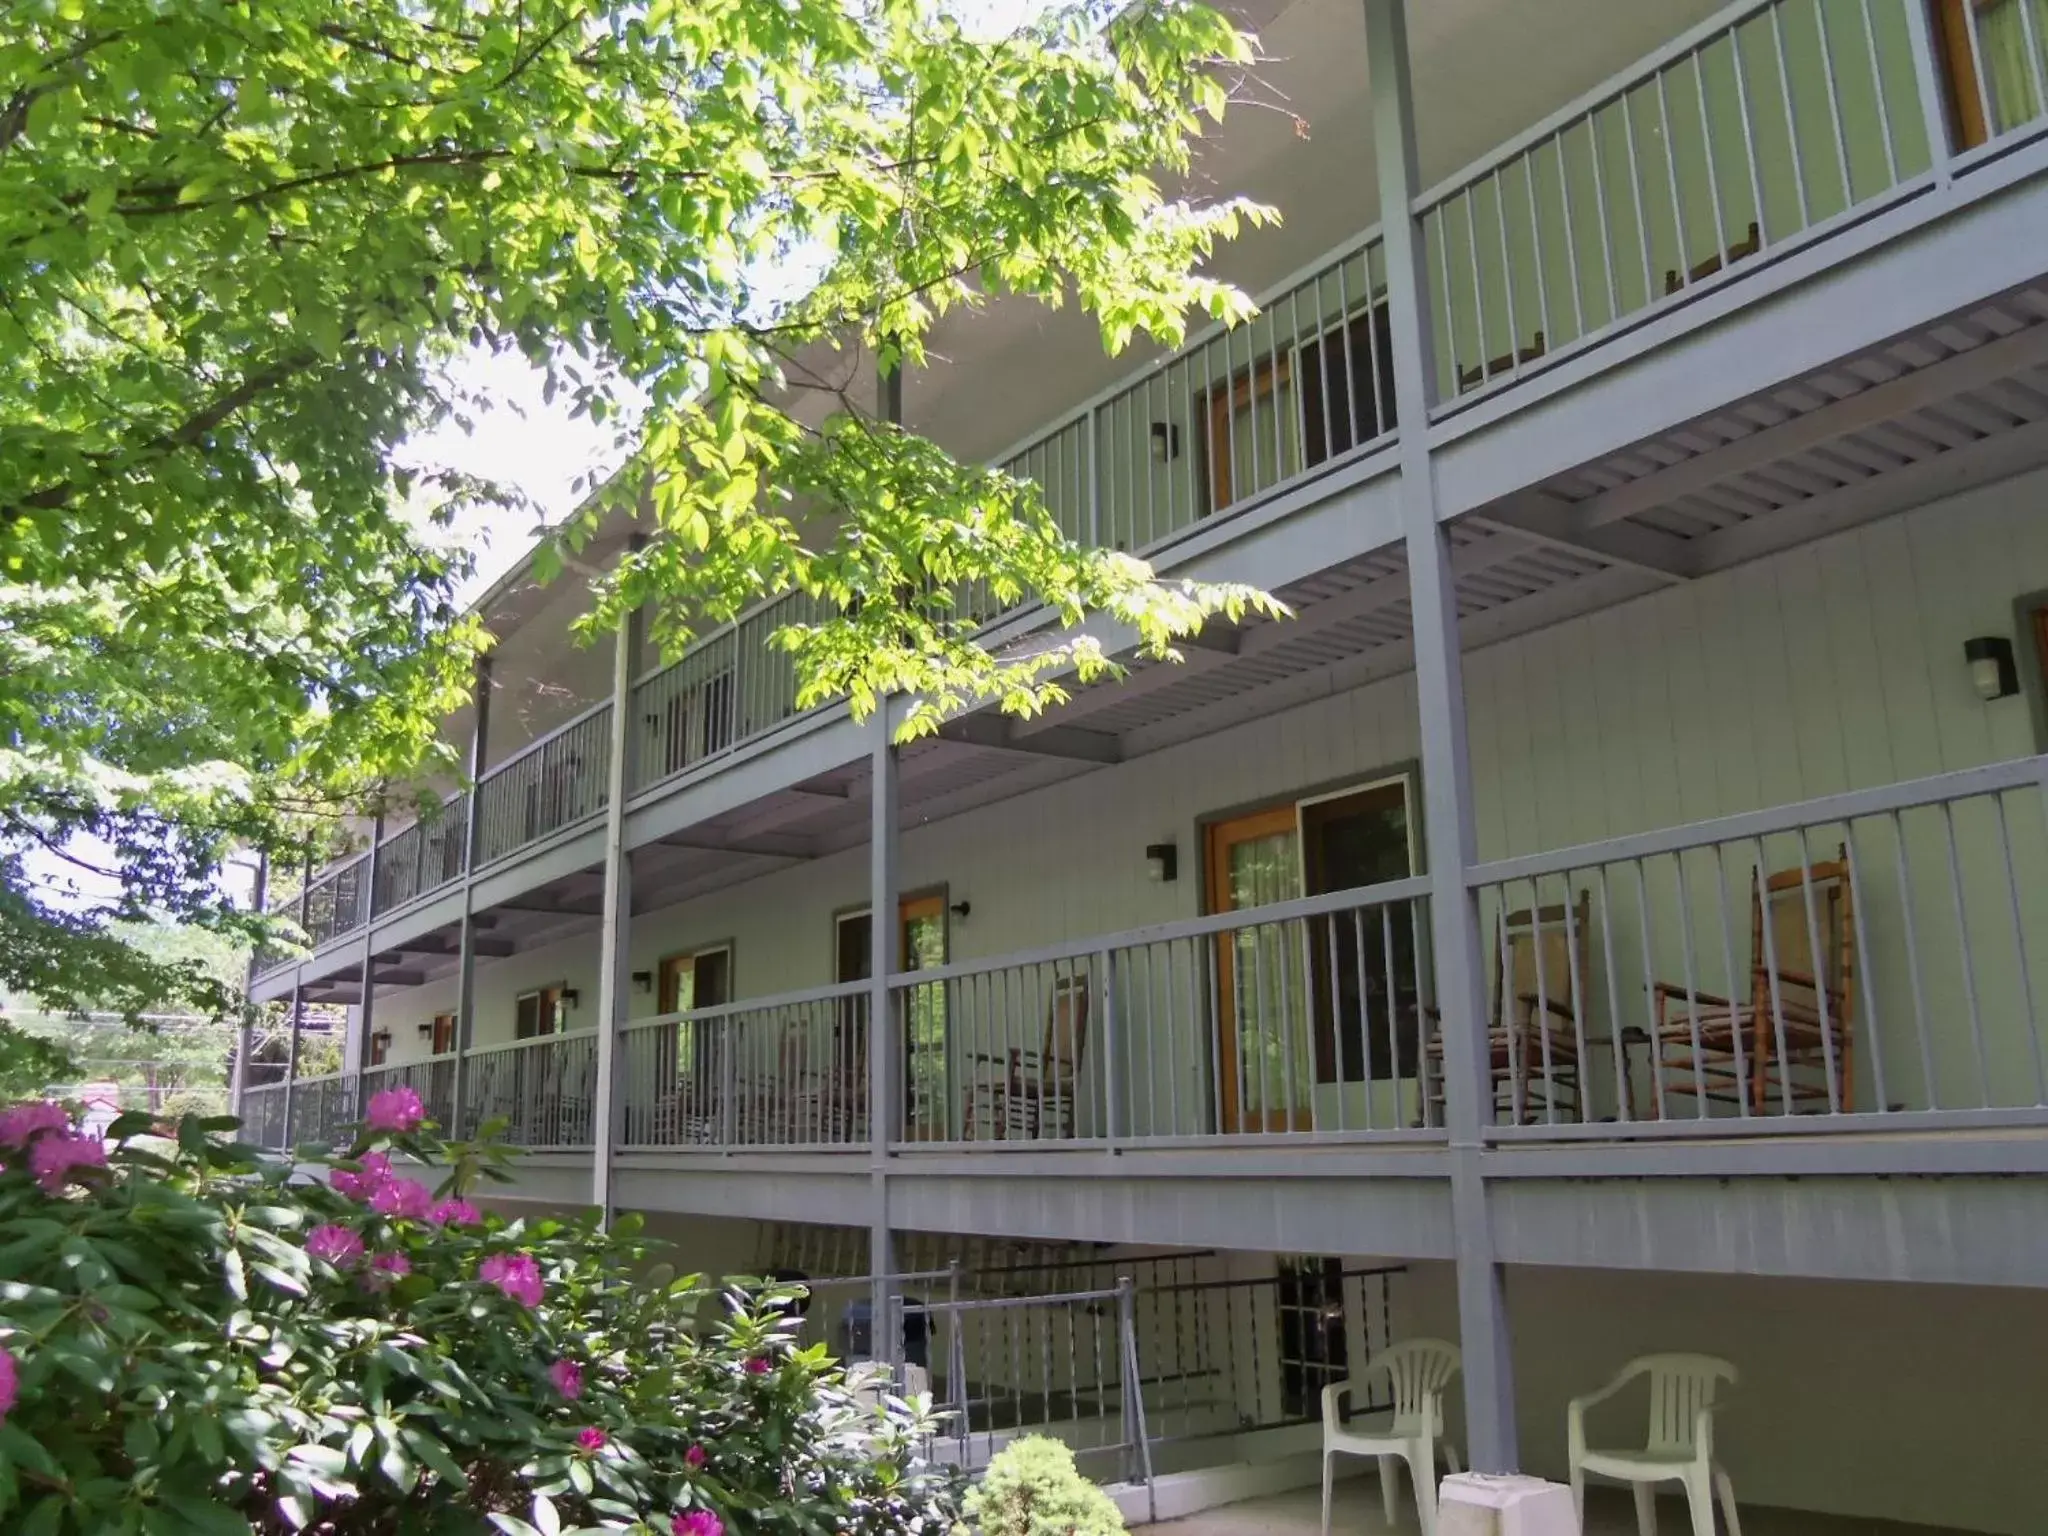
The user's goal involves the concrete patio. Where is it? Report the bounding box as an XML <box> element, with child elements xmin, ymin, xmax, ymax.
<box><xmin>1137</xmin><ymin>1479</ymin><xmax>1986</xmax><ymax>1536</ymax></box>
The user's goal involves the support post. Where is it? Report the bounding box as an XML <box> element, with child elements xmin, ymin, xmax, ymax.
<box><xmin>351</xmin><ymin>812</ymin><xmax>385</xmax><ymax>1078</ymax></box>
<box><xmin>1365</xmin><ymin>0</ymin><xmax>1519</xmax><ymax>1473</ymax></box>
<box><xmin>450</xmin><ymin>654</ymin><xmax>492</xmax><ymax>1140</ymax></box>
<box><xmin>869</xmin><ymin>705</ymin><xmax>901</xmax><ymax>1373</ymax></box>
<box><xmin>281</xmin><ymin>981</ymin><xmax>305</xmax><ymax>1147</ymax></box>
<box><xmin>592</xmin><ymin>603</ymin><xmax>642</xmax><ymax>1220</ymax></box>
<box><xmin>232</xmin><ymin>851</ymin><xmax>269</xmax><ymax>1119</ymax></box>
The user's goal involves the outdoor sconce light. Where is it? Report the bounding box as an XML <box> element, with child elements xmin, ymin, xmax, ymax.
<box><xmin>1150</xmin><ymin>422</ymin><xmax>1181</xmax><ymax>462</ymax></box>
<box><xmin>415</xmin><ymin>1021</ymin><xmax>433</xmax><ymax>1038</ymax></box>
<box><xmin>1965</xmin><ymin>636</ymin><xmax>2019</xmax><ymax>701</ymax></box>
<box><xmin>631</xmin><ymin>970</ymin><xmax>653</xmax><ymax>993</ymax></box>
<box><xmin>1145</xmin><ymin>842</ymin><xmax>1178</xmax><ymax>883</ymax></box>
<box><xmin>949</xmin><ymin>900</ymin><xmax>972</xmax><ymax>921</ymax></box>
<box><xmin>561</xmin><ymin>988</ymin><xmax>581</xmax><ymax>1008</ymax></box>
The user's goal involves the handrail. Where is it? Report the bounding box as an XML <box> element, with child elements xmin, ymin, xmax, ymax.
<box><xmin>889</xmin><ymin>873</ymin><xmax>1433</xmax><ymax>987</ymax></box>
<box><xmin>1412</xmin><ymin>0</ymin><xmax>1783</xmax><ymax>214</ymax></box>
<box><xmin>619</xmin><ymin>978</ymin><xmax>871</xmax><ymax>1032</ymax></box>
<box><xmin>1466</xmin><ymin>755</ymin><xmax>2048</xmax><ymax>887</ymax></box>
<box><xmin>462</xmin><ymin>1029</ymin><xmax>600</xmax><ymax>1060</ymax></box>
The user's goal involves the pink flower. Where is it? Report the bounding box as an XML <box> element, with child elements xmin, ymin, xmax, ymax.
<box><xmin>0</xmin><ymin>1347</ymin><xmax>16</xmax><ymax>1423</ymax></box>
<box><xmin>307</xmin><ymin>1225</ymin><xmax>365</xmax><ymax>1268</ymax></box>
<box><xmin>672</xmin><ymin>1512</ymin><xmax>723</xmax><ymax>1536</ymax></box>
<box><xmin>549</xmin><ymin>1358</ymin><xmax>584</xmax><ymax>1399</ymax></box>
<box><xmin>0</xmin><ymin>1101</ymin><xmax>70</xmax><ymax>1149</ymax></box>
<box><xmin>743</xmin><ymin>1355</ymin><xmax>771</xmax><ymax>1375</ymax></box>
<box><xmin>370</xmin><ymin>1177</ymin><xmax>433</xmax><ymax>1220</ymax></box>
<box><xmin>361</xmin><ymin>1251</ymin><xmax>412</xmax><ymax>1291</ymax></box>
<box><xmin>684</xmin><ymin>1444</ymin><xmax>706</xmax><ymax>1470</ymax></box>
<box><xmin>331</xmin><ymin>1151</ymin><xmax>393</xmax><ymax>1201</ymax></box>
<box><xmin>428</xmin><ymin>1198</ymin><xmax>480</xmax><ymax>1227</ymax></box>
<box><xmin>478</xmin><ymin>1251</ymin><xmax>543</xmax><ymax>1308</ymax></box>
<box><xmin>576</xmin><ymin>1426</ymin><xmax>607</xmax><ymax>1452</ymax></box>
<box><xmin>29</xmin><ymin>1132</ymin><xmax>106</xmax><ymax>1193</ymax></box>
<box><xmin>364</xmin><ymin>1085</ymin><xmax>425</xmax><ymax>1133</ymax></box>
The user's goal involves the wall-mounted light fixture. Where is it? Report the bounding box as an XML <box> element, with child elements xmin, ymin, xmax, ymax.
<box><xmin>631</xmin><ymin>970</ymin><xmax>653</xmax><ymax>993</ymax></box>
<box><xmin>1965</xmin><ymin>636</ymin><xmax>2019</xmax><ymax>701</ymax></box>
<box><xmin>1150</xmin><ymin>422</ymin><xmax>1181</xmax><ymax>463</ymax></box>
<box><xmin>561</xmin><ymin>988</ymin><xmax>581</xmax><ymax>1009</ymax></box>
<box><xmin>415</xmin><ymin>1021</ymin><xmax>434</xmax><ymax>1038</ymax></box>
<box><xmin>1145</xmin><ymin>842</ymin><xmax>1178</xmax><ymax>883</ymax></box>
<box><xmin>949</xmin><ymin>900</ymin><xmax>972</xmax><ymax>921</ymax></box>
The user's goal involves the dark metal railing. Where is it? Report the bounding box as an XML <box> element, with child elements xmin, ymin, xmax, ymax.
<box><xmin>371</xmin><ymin>799</ymin><xmax>468</xmax><ymax>915</ymax></box>
<box><xmin>473</xmin><ymin>704</ymin><xmax>612</xmax><ymax>868</ymax></box>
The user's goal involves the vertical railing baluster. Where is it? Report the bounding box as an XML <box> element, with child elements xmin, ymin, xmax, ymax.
<box><xmin>1941</xmin><ymin>802</ymin><xmax>1992</xmax><ymax>1106</ymax></box>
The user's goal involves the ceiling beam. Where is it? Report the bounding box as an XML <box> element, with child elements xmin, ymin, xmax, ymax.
<box><xmin>383</xmin><ymin>934</ymin><xmax>515</xmax><ymax>959</ymax></box>
<box><xmin>496</xmin><ymin>893</ymin><xmax>604</xmax><ymax>917</ymax></box>
<box><xmin>1006</xmin><ymin>631</ymin><xmax>1237</xmax><ymax>734</ymax></box>
<box><xmin>1467</xmin><ymin>495</ymin><xmax>1698</xmax><ymax>582</ymax></box>
<box><xmin>1568</xmin><ymin>321</ymin><xmax>2048</xmax><ymax>530</ymax></box>
<box><xmin>658</xmin><ymin>830</ymin><xmax>818</xmax><ymax>860</ymax></box>
<box><xmin>937</xmin><ymin>714</ymin><xmax>1123</xmax><ymax>764</ymax></box>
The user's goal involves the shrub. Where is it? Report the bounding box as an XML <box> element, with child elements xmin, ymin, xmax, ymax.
<box><xmin>962</xmin><ymin>1436</ymin><xmax>1125</xmax><ymax>1536</ymax></box>
<box><xmin>0</xmin><ymin>1092</ymin><xmax>964</xmax><ymax>1536</ymax></box>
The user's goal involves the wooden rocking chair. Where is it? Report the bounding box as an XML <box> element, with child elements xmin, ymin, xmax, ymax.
<box><xmin>1427</xmin><ymin>891</ymin><xmax>1594</xmax><ymax>1124</ymax></box>
<box><xmin>964</xmin><ymin>975</ymin><xmax>1090</xmax><ymax>1140</ymax></box>
<box><xmin>1652</xmin><ymin>844</ymin><xmax>1857</xmax><ymax>1116</ymax></box>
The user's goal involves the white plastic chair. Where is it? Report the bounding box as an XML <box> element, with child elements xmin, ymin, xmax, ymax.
<box><xmin>1320</xmin><ymin>1339</ymin><xmax>1463</xmax><ymax>1536</ymax></box>
<box><xmin>1567</xmin><ymin>1354</ymin><xmax>1741</xmax><ymax>1536</ymax></box>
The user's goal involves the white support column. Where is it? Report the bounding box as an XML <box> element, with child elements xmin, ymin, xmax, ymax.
<box><xmin>450</xmin><ymin>655</ymin><xmax>492</xmax><ymax>1139</ymax></box>
<box><xmin>1365</xmin><ymin>0</ymin><xmax>1520</xmax><ymax>1472</ymax></box>
<box><xmin>591</xmin><ymin>604</ymin><xmax>642</xmax><ymax>1220</ymax></box>
<box><xmin>868</xmin><ymin>705</ymin><xmax>901</xmax><ymax>1368</ymax></box>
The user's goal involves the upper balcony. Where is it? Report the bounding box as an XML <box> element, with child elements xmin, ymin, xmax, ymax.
<box><xmin>251</xmin><ymin>0</ymin><xmax>2048</xmax><ymax>985</ymax></box>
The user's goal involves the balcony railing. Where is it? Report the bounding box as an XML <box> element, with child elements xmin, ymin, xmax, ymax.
<box><xmin>372</xmin><ymin>799</ymin><xmax>468</xmax><ymax>915</ymax></box>
<box><xmin>304</xmin><ymin>857</ymin><xmax>370</xmax><ymax>950</ymax></box>
<box><xmin>889</xmin><ymin>877</ymin><xmax>1438</xmax><ymax>1146</ymax></box>
<box><xmin>240</xmin><ymin>1081</ymin><xmax>288</xmax><ymax>1149</ymax></box>
<box><xmin>459</xmin><ymin>1031</ymin><xmax>599</xmax><ymax>1147</ymax></box>
<box><xmin>473</xmin><ymin>702</ymin><xmax>612</xmax><ymax>868</ymax></box>
<box><xmin>290</xmin><ymin>1071</ymin><xmax>360</xmax><ymax>1147</ymax></box>
<box><xmin>359</xmin><ymin>1054</ymin><xmax>459</xmax><ymax>1132</ymax></box>
<box><xmin>1420</xmin><ymin>0</ymin><xmax>1933</xmax><ymax>407</ymax></box>
<box><xmin>1467</xmin><ymin>755</ymin><xmax>2048</xmax><ymax>1137</ymax></box>
<box><xmin>617</xmin><ymin>982</ymin><xmax>871</xmax><ymax>1149</ymax></box>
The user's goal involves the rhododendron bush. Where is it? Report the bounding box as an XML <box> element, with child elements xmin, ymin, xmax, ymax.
<box><xmin>0</xmin><ymin>1094</ymin><xmax>961</xmax><ymax>1535</ymax></box>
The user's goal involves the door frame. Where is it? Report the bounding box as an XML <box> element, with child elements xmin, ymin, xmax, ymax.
<box><xmin>1200</xmin><ymin>767</ymin><xmax>1423</xmax><ymax>1133</ymax></box>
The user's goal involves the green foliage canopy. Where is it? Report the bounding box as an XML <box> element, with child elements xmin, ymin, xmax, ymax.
<box><xmin>1</xmin><ymin>0</ymin><xmax>1280</xmax><ymax>1013</ymax></box>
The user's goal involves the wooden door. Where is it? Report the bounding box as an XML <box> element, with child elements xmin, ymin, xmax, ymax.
<box><xmin>1206</xmin><ymin>807</ymin><xmax>1312</xmax><ymax>1133</ymax></box>
<box><xmin>834</xmin><ymin>896</ymin><xmax>950</xmax><ymax>1139</ymax></box>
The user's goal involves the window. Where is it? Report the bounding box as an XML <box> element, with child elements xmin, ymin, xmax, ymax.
<box><xmin>1275</xmin><ymin>1257</ymin><xmax>1349</xmax><ymax>1420</ymax></box>
<box><xmin>2023</xmin><ymin>590</ymin><xmax>2048</xmax><ymax>751</ymax></box>
<box><xmin>1197</xmin><ymin>353</ymin><xmax>1295</xmax><ymax>514</ymax></box>
<box><xmin>1297</xmin><ymin>303</ymin><xmax>1396</xmax><ymax>466</ymax></box>
<box><xmin>1935</xmin><ymin>0</ymin><xmax>2048</xmax><ymax>149</ymax></box>
<box><xmin>653</xmin><ymin>948</ymin><xmax>733</xmax><ymax>1121</ymax></box>
<box><xmin>658</xmin><ymin>947</ymin><xmax>732</xmax><ymax>1016</ymax></box>
<box><xmin>651</xmin><ymin>670</ymin><xmax>736</xmax><ymax>778</ymax></box>
<box><xmin>514</xmin><ymin>985</ymin><xmax>567</xmax><ymax>1039</ymax></box>
<box><xmin>430</xmin><ymin>1011</ymin><xmax>456</xmax><ymax>1056</ymax></box>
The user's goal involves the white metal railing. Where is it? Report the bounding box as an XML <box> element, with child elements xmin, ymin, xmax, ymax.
<box><xmin>615</xmin><ymin>981</ymin><xmax>872</xmax><ymax>1149</ymax></box>
<box><xmin>1467</xmin><ymin>755</ymin><xmax>2048</xmax><ymax>1138</ymax></box>
<box><xmin>1943</xmin><ymin>0</ymin><xmax>2048</xmax><ymax>162</ymax></box>
<box><xmin>887</xmin><ymin>876</ymin><xmax>1439</xmax><ymax>1147</ymax></box>
<box><xmin>458</xmin><ymin>1031</ymin><xmax>599</xmax><ymax>1147</ymax></box>
<box><xmin>1418</xmin><ymin>0</ymin><xmax>1932</xmax><ymax>408</ymax></box>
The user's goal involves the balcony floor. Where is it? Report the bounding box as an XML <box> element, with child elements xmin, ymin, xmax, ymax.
<box><xmin>1142</xmin><ymin>1479</ymin><xmax>1984</xmax><ymax>1536</ymax></box>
